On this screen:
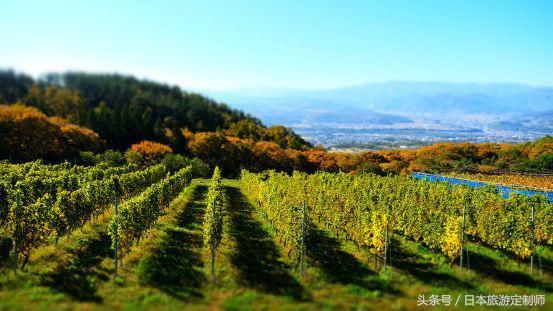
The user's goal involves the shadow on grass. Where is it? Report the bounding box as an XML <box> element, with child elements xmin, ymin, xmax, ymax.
<box><xmin>467</xmin><ymin>251</ymin><xmax>553</xmax><ymax>292</ymax></box>
<box><xmin>392</xmin><ymin>241</ymin><xmax>474</xmax><ymax>290</ymax></box>
<box><xmin>41</xmin><ymin>230</ymin><xmax>112</xmax><ymax>302</ymax></box>
<box><xmin>226</xmin><ymin>186</ymin><xmax>306</xmax><ymax>300</ymax></box>
<box><xmin>535</xmin><ymin>246</ymin><xmax>553</xmax><ymax>276</ymax></box>
<box><xmin>137</xmin><ymin>185</ymin><xmax>207</xmax><ymax>300</ymax></box>
<box><xmin>305</xmin><ymin>226</ymin><xmax>394</xmax><ymax>293</ymax></box>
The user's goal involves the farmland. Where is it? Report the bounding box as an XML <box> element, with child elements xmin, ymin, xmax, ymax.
<box><xmin>0</xmin><ymin>162</ymin><xmax>551</xmax><ymax>310</ymax></box>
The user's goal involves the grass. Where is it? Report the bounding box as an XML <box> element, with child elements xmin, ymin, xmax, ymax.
<box><xmin>0</xmin><ymin>178</ymin><xmax>552</xmax><ymax>310</ymax></box>
<box><xmin>135</xmin><ymin>182</ymin><xmax>207</xmax><ymax>299</ymax></box>
<box><xmin>225</xmin><ymin>185</ymin><xmax>305</xmax><ymax>300</ymax></box>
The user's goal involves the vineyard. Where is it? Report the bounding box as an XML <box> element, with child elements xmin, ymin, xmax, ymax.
<box><xmin>0</xmin><ymin>163</ymin><xmax>552</xmax><ymax>310</ymax></box>
<box><xmin>241</xmin><ymin>170</ymin><xmax>553</xmax><ymax>265</ymax></box>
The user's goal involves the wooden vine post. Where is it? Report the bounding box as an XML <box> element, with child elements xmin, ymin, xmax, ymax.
<box><xmin>530</xmin><ymin>203</ymin><xmax>535</xmax><ymax>275</ymax></box>
<box><xmin>383</xmin><ymin>203</ymin><xmax>392</xmax><ymax>275</ymax></box>
<box><xmin>459</xmin><ymin>203</ymin><xmax>467</xmax><ymax>272</ymax></box>
<box><xmin>383</xmin><ymin>221</ymin><xmax>388</xmax><ymax>274</ymax></box>
<box><xmin>12</xmin><ymin>190</ymin><xmax>21</xmax><ymax>274</ymax></box>
<box><xmin>113</xmin><ymin>196</ymin><xmax>119</xmax><ymax>279</ymax></box>
<box><xmin>300</xmin><ymin>201</ymin><xmax>306</xmax><ymax>276</ymax></box>
<box><xmin>211</xmin><ymin>198</ymin><xmax>216</xmax><ymax>283</ymax></box>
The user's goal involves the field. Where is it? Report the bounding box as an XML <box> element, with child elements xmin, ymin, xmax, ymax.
<box><xmin>0</xmin><ymin>163</ymin><xmax>552</xmax><ymax>310</ymax></box>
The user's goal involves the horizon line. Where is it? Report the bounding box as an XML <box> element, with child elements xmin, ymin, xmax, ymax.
<box><xmin>2</xmin><ymin>67</ymin><xmax>553</xmax><ymax>93</ymax></box>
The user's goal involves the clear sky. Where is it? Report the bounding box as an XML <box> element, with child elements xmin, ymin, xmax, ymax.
<box><xmin>1</xmin><ymin>0</ymin><xmax>552</xmax><ymax>89</ymax></box>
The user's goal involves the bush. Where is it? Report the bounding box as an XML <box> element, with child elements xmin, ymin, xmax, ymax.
<box><xmin>79</xmin><ymin>151</ymin><xmax>96</xmax><ymax>166</ymax></box>
<box><xmin>161</xmin><ymin>154</ymin><xmax>210</xmax><ymax>177</ymax></box>
<box><xmin>125</xmin><ymin>149</ymin><xmax>144</xmax><ymax>167</ymax></box>
<box><xmin>188</xmin><ymin>157</ymin><xmax>211</xmax><ymax>178</ymax></box>
<box><xmin>95</xmin><ymin>149</ymin><xmax>125</xmax><ymax>167</ymax></box>
<box><xmin>534</xmin><ymin>153</ymin><xmax>553</xmax><ymax>170</ymax></box>
<box><xmin>129</xmin><ymin>140</ymin><xmax>173</xmax><ymax>165</ymax></box>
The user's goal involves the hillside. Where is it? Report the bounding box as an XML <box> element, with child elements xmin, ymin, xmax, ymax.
<box><xmin>0</xmin><ymin>70</ymin><xmax>310</xmax><ymax>153</ymax></box>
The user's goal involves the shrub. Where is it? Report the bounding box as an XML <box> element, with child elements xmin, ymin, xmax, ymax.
<box><xmin>129</xmin><ymin>140</ymin><xmax>173</xmax><ymax>165</ymax></box>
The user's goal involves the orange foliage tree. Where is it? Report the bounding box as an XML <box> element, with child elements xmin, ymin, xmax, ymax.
<box><xmin>0</xmin><ymin>104</ymin><xmax>101</xmax><ymax>162</ymax></box>
<box><xmin>128</xmin><ymin>140</ymin><xmax>173</xmax><ymax>164</ymax></box>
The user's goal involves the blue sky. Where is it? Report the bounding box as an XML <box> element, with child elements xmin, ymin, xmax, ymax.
<box><xmin>1</xmin><ymin>0</ymin><xmax>552</xmax><ymax>89</ymax></box>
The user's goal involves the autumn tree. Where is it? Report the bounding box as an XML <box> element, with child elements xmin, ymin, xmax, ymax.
<box><xmin>127</xmin><ymin>140</ymin><xmax>173</xmax><ymax>165</ymax></box>
<box><xmin>263</xmin><ymin>125</ymin><xmax>310</xmax><ymax>150</ymax></box>
<box><xmin>226</xmin><ymin>119</ymin><xmax>265</xmax><ymax>140</ymax></box>
<box><xmin>304</xmin><ymin>147</ymin><xmax>339</xmax><ymax>172</ymax></box>
<box><xmin>0</xmin><ymin>105</ymin><xmax>101</xmax><ymax>162</ymax></box>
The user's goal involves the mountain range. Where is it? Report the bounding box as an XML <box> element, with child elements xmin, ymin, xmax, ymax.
<box><xmin>203</xmin><ymin>82</ymin><xmax>553</xmax><ymax>147</ymax></box>
<box><xmin>206</xmin><ymin>82</ymin><xmax>553</xmax><ymax>119</ymax></box>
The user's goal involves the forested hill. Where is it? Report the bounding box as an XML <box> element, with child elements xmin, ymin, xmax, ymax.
<box><xmin>1</xmin><ymin>70</ymin><xmax>550</xmax><ymax>177</ymax></box>
<box><xmin>0</xmin><ymin>70</ymin><xmax>309</xmax><ymax>152</ymax></box>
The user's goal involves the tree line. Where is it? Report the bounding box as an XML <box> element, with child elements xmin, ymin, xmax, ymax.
<box><xmin>0</xmin><ymin>70</ymin><xmax>309</xmax><ymax>154</ymax></box>
<box><xmin>1</xmin><ymin>70</ymin><xmax>551</xmax><ymax>177</ymax></box>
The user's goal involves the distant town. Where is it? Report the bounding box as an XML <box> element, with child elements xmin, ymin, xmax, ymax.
<box><xmin>295</xmin><ymin>126</ymin><xmax>549</xmax><ymax>151</ymax></box>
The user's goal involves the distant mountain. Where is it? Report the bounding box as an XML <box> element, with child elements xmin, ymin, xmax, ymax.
<box><xmin>205</xmin><ymin>94</ymin><xmax>411</xmax><ymax>126</ymax></box>
<box><xmin>206</xmin><ymin>82</ymin><xmax>553</xmax><ymax>119</ymax></box>
<box><xmin>489</xmin><ymin>110</ymin><xmax>553</xmax><ymax>132</ymax></box>
<box><xmin>315</xmin><ymin>82</ymin><xmax>553</xmax><ymax>114</ymax></box>
<box><xmin>204</xmin><ymin>81</ymin><xmax>553</xmax><ymax>147</ymax></box>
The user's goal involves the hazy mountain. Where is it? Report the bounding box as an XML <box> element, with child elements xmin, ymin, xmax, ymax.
<box><xmin>489</xmin><ymin>110</ymin><xmax>553</xmax><ymax>132</ymax></box>
<box><xmin>206</xmin><ymin>81</ymin><xmax>553</xmax><ymax>118</ymax></box>
<box><xmin>204</xmin><ymin>82</ymin><xmax>553</xmax><ymax>147</ymax></box>
<box><xmin>205</xmin><ymin>94</ymin><xmax>411</xmax><ymax>126</ymax></box>
<box><xmin>315</xmin><ymin>82</ymin><xmax>553</xmax><ymax>114</ymax></box>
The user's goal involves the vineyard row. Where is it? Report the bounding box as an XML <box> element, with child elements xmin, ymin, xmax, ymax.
<box><xmin>240</xmin><ymin>170</ymin><xmax>553</xmax><ymax>267</ymax></box>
